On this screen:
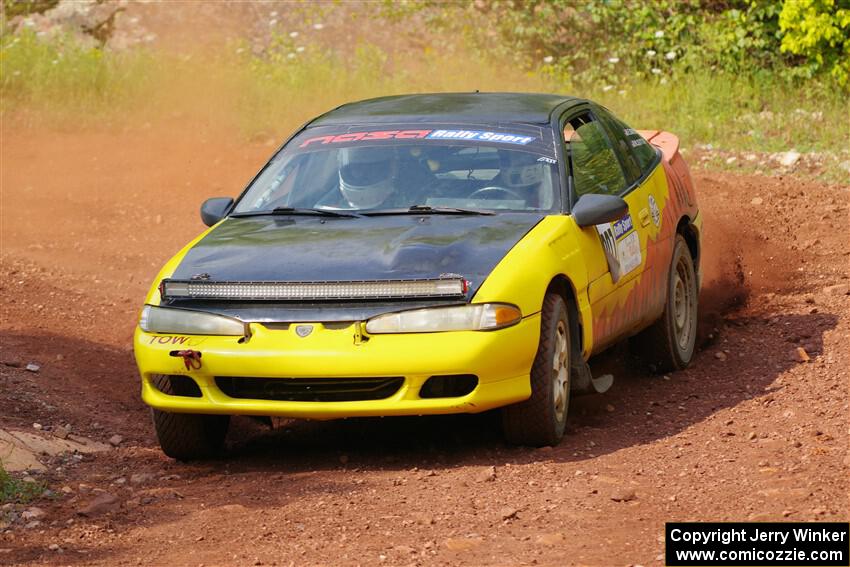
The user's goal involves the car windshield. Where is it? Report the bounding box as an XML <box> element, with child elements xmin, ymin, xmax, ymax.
<box><xmin>233</xmin><ymin>124</ymin><xmax>561</xmax><ymax>214</ymax></box>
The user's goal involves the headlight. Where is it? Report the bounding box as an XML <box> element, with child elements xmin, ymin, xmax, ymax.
<box><xmin>139</xmin><ymin>305</ymin><xmax>246</xmax><ymax>336</ymax></box>
<box><xmin>365</xmin><ymin>303</ymin><xmax>521</xmax><ymax>334</ymax></box>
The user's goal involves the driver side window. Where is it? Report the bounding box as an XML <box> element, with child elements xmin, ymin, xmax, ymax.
<box><xmin>564</xmin><ymin>113</ymin><xmax>626</xmax><ymax>198</ymax></box>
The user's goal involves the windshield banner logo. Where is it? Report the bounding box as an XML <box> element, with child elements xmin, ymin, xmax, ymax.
<box><xmin>426</xmin><ymin>130</ymin><xmax>535</xmax><ymax>145</ymax></box>
<box><xmin>300</xmin><ymin>130</ymin><xmax>432</xmax><ymax>148</ymax></box>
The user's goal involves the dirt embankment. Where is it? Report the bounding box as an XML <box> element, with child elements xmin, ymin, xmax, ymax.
<box><xmin>1</xmin><ymin>124</ymin><xmax>848</xmax><ymax>566</ymax></box>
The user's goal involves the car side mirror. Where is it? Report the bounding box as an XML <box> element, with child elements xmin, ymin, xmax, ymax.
<box><xmin>200</xmin><ymin>197</ymin><xmax>234</xmax><ymax>227</ymax></box>
<box><xmin>571</xmin><ymin>194</ymin><xmax>629</xmax><ymax>228</ymax></box>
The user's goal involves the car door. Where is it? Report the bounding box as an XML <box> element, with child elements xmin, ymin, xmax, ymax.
<box><xmin>594</xmin><ymin>106</ymin><xmax>670</xmax><ymax>329</ymax></box>
<box><xmin>561</xmin><ymin>109</ymin><xmax>659</xmax><ymax>351</ymax></box>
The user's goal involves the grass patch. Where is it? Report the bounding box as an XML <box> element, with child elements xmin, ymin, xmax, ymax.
<box><xmin>0</xmin><ymin>462</ymin><xmax>45</xmax><ymax>505</ymax></box>
<box><xmin>1</xmin><ymin>29</ymin><xmax>159</xmax><ymax>124</ymax></box>
<box><xmin>2</xmin><ymin>30</ymin><xmax>847</xmax><ymax>178</ymax></box>
<box><xmin>228</xmin><ymin>38</ymin><xmax>551</xmax><ymax>138</ymax></box>
<box><xmin>578</xmin><ymin>71</ymin><xmax>849</xmax><ymax>156</ymax></box>
<box><xmin>1</xmin><ymin>30</ymin><xmax>548</xmax><ymax>133</ymax></box>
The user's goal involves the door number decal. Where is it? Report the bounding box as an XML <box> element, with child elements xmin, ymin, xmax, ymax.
<box><xmin>596</xmin><ymin>213</ymin><xmax>642</xmax><ymax>283</ymax></box>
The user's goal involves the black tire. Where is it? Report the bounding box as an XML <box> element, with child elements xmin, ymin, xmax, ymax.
<box><xmin>502</xmin><ymin>293</ymin><xmax>570</xmax><ymax>446</ymax></box>
<box><xmin>150</xmin><ymin>375</ymin><xmax>230</xmax><ymax>461</ymax></box>
<box><xmin>635</xmin><ymin>234</ymin><xmax>698</xmax><ymax>372</ymax></box>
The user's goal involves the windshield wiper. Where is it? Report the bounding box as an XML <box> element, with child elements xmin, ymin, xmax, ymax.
<box><xmin>361</xmin><ymin>205</ymin><xmax>495</xmax><ymax>216</ymax></box>
<box><xmin>231</xmin><ymin>207</ymin><xmax>360</xmax><ymax>219</ymax></box>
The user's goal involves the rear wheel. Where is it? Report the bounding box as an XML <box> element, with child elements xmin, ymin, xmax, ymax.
<box><xmin>636</xmin><ymin>234</ymin><xmax>698</xmax><ymax>372</ymax></box>
<box><xmin>502</xmin><ymin>293</ymin><xmax>570</xmax><ymax>446</ymax></box>
<box><xmin>150</xmin><ymin>375</ymin><xmax>230</xmax><ymax>460</ymax></box>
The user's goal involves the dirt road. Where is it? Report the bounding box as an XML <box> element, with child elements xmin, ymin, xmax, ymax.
<box><xmin>1</xmin><ymin>125</ymin><xmax>848</xmax><ymax>566</ymax></box>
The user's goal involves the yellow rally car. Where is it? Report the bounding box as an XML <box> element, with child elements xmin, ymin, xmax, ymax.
<box><xmin>134</xmin><ymin>93</ymin><xmax>702</xmax><ymax>459</ymax></box>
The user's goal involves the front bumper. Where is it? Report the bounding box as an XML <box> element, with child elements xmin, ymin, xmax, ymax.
<box><xmin>133</xmin><ymin>315</ymin><xmax>540</xmax><ymax>419</ymax></box>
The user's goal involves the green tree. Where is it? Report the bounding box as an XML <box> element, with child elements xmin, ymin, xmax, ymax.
<box><xmin>779</xmin><ymin>0</ymin><xmax>850</xmax><ymax>85</ymax></box>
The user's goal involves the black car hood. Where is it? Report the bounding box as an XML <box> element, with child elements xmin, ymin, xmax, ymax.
<box><xmin>166</xmin><ymin>213</ymin><xmax>543</xmax><ymax>322</ymax></box>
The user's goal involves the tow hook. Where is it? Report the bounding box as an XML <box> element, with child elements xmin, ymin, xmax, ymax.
<box><xmin>169</xmin><ymin>349</ymin><xmax>202</xmax><ymax>370</ymax></box>
<box><xmin>353</xmin><ymin>321</ymin><xmax>369</xmax><ymax>345</ymax></box>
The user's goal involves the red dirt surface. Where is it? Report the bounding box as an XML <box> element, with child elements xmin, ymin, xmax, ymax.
<box><xmin>1</xmin><ymin>125</ymin><xmax>848</xmax><ymax>566</ymax></box>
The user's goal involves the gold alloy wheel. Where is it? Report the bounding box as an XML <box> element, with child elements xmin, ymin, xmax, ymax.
<box><xmin>673</xmin><ymin>253</ymin><xmax>696</xmax><ymax>352</ymax></box>
<box><xmin>552</xmin><ymin>320</ymin><xmax>569</xmax><ymax>420</ymax></box>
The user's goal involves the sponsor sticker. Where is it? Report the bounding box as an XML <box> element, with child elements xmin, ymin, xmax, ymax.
<box><xmin>299</xmin><ymin>130</ymin><xmax>432</xmax><ymax>148</ymax></box>
<box><xmin>617</xmin><ymin>231</ymin><xmax>641</xmax><ymax>276</ymax></box>
<box><xmin>596</xmin><ymin>213</ymin><xmax>641</xmax><ymax>283</ymax></box>
<box><xmin>426</xmin><ymin>130</ymin><xmax>535</xmax><ymax>145</ymax></box>
<box><xmin>612</xmin><ymin>213</ymin><xmax>634</xmax><ymax>239</ymax></box>
<box><xmin>648</xmin><ymin>195</ymin><xmax>661</xmax><ymax>227</ymax></box>
<box><xmin>624</xmin><ymin>128</ymin><xmax>648</xmax><ymax>146</ymax></box>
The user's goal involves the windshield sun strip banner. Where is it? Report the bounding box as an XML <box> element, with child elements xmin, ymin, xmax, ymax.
<box><xmin>295</xmin><ymin>125</ymin><xmax>553</xmax><ymax>155</ymax></box>
<box><xmin>299</xmin><ymin>129</ymin><xmax>536</xmax><ymax>148</ymax></box>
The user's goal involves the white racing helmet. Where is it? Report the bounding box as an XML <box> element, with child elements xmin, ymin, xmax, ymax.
<box><xmin>338</xmin><ymin>146</ymin><xmax>397</xmax><ymax>208</ymax></box>
<box><xmin>500</xmin><ymin>151</ymin><xmax>544</xmax><ymax>189</ymax></box>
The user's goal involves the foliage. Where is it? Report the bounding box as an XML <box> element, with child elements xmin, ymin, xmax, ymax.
<box><xmin>229</xmin><ymin>30</ymin><xmax>550</xmax><ymax>136</ymax></box>
<box><xmin>586</xmin><ymin>71</ymin><xmax>845</xmax><ymax>155</ymax></box>
<box><xmin>686</xmin><ymin>2</ymin><xmax>785</xmax><ymax>74</ymax></box>
<box><xmin>0</xmin><ymin>29</ymin><xmax>156</xmax><ymax>117</ymax></box>
<box><xmin>0</xmin><ymin>9</ymin><xmax>846</xmax><ymax>181</ymax></box>
<box><xmin>0</xmin><ymin>462</ymin><xmax>44</xmax><ymax>504</ymax></box>
<box><xmin>1</xmin><ymin>0</ymin><xmax>59</xmax><ymax>19</ymax></box>
<box><xmin>390</xmin><ymin>0</ymin><xmax>848</xmax><ymax>90</ymax></box>
<box><xmin>779</xmin><ymin>0</ymin><xmax>850</xmax><ymax>85</ymax></box>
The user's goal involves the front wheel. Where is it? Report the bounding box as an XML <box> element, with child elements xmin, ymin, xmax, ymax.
<box><xmin>635</xmin><ymin>234</ymin><xmax>698</xmax><ymax>372</ymax></box>
<box><xmin>150</xmin><ymin>375</ymin><xmax>230</xmax><ymax>460</ymax></box>
<box><xmin>502</xmin><ymin>293</ymin><xmax>570</xmax><ymax>446</ymax></box>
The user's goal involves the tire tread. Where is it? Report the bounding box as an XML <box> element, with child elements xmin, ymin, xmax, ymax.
<box><xmin>634</xmin><ymin>235</ymin><xmax>697</xmax><ymax>372</ymax></box>
<box><xmin>502</xmin><ymin>293</ymin><xmax>568</xmax><ymax>447</ymax></box>
<box><xmin>150</xmin><ymin>375</ymin><xmax>229</xmax><ymax>461</ymax></box>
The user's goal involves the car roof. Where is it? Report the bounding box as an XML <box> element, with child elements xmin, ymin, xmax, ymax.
<box><xmin>308</xmin><ymin>92</ymin><xmax>585</xmax><ymax>127</ymax></box>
